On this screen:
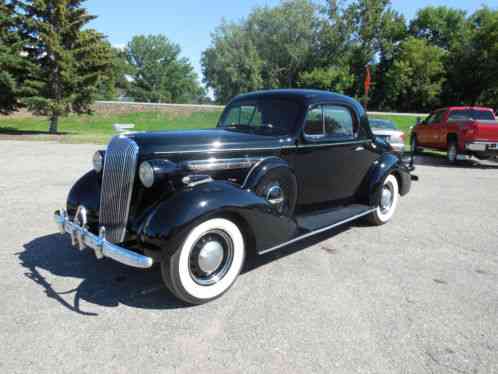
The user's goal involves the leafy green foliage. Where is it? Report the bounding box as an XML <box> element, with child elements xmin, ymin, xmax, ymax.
<box><xmin>202</xmin><ymin>22</ymin><xmax>263</xmax><ymax>104</ymax></box>
<box><xmin>202</xmin><ymin>0</ymin><xmax>319</xmax><ymax>103</ymax></box>
<box><xmin>297</xmin><ymin>66</ymin><xmax>354</xmax><ymax>93</ymax></box>
<box><xmin>125</xmin><ymin>34</ymin><xmax>204</xmax><ymax>104</ymax></box>
<box><xmin>409</xmin><ymin>6</ymin><xmax>468</xmax><ymax>50</ymax></box>
<box><xmin>17</xmin><ymin>0</ymin><xmax>113</xmax><ymax>132</ymax></box>
<box><xmin>384</xmin><ymin>37</ymin><xmax>446</xmax><ymax>111</ymax></box>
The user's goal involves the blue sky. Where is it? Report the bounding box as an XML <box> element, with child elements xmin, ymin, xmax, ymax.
<box><xmin>86</xmin><ymin>0</ymin><xmax>497</xmax><ymax>83</ymax></box>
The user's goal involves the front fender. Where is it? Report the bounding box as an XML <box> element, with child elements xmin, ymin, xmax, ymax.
<box><xmin>66</xmin><ymin>170</ymin><xmax>101</xmax><ymax>221</ymax></box>
<box><xmin>361</xmin><ymin>153</ymin><xmax>412</xmax><ymax>206</ymax></box>
<box><xmin>139</xmin><ymin>180</ymin><xmax>297</xmax><ymax>257</ymax></box>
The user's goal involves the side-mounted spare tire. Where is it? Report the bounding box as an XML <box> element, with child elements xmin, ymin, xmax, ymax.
<box><xmin>253</xmin><ymin>167</ymin><xmax>297</xmax><ymax>217</ymax></box>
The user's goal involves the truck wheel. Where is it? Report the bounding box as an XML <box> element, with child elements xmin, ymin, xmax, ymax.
<box><xmin>367</xmin><ymin>174</ymin><xmax>399</xmax><ymax>226</ymax></box>
<box><xmin>411</xmin><ymin>135</ymin><xmax>421</xmax><ymax>154</ymax></box>
<box><xmin>447</xmin><ymin>140</ymin><xmax>458</xmax><ymax>163</ymax></box>
<box><xmin>161</xmin><ymin>218</ymin><xmax>245</xmax><ymax>305</ymax></box>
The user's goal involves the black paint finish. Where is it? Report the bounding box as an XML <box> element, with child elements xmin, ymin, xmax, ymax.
<box><xmin>66</xmin><ymin>89</ymin><xmax>412</xmax><ymax>255</ymax></box>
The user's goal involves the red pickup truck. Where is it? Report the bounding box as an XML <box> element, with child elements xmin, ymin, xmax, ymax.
<box><xmin>411</xmin><ymin>106</ymin><xmax>498</xmax><ymax>162</ymax></box>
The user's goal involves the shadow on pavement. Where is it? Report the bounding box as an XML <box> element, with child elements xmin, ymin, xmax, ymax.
<box><xmin>20</xmin><ymin>225</ymin><xmax>351</xmax><ymax>316</ymax></box>
<box><xmin>412</xmin><ymin>152</ymin><xmax>498</xmax><ymax>170</ymax></box>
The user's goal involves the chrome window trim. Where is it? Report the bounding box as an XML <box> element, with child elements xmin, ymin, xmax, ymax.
<box><xmin>153</xmin><ymin>146</ymin><xmax>294</xmax><ymax>155</ymax></box>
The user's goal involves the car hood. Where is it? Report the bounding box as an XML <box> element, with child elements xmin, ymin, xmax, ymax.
<box><xmin>125</xmin><ymin>129</ymin><xmax>293</xmax><ymax>158</ymax></box>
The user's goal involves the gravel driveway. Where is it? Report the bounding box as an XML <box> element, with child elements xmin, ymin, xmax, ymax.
<box><xmin>1</xmin><ymin>140</ymin><xmax>497</xmax><ymax>374</ymax></box>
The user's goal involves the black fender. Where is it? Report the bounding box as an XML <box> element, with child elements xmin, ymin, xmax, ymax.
<box><xmin>360</xmin><ymin>153</ymin><xmax>412</xmax><ymax>206</ymax></box>
<box><xmin>242</xmin><ymin>156</ymin><xmax>292</xmax><ymax>190</ymax></box>
<box><xmin>138</xmin><ymin>180</ymin><xmax>298</xmax><ymax>258</ymax></box>
<box><xmin>66</xmin><ymin>170</ymin><xmax>101</xmax><ymax>224</ymax></box>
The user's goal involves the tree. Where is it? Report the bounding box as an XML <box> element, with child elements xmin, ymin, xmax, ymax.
<box><xmin>384</xmin><ymin>37</ymin><xmax>446</xmax><ymax>112</ymax></box>
<box><xmin>246</xmin><ymin>0</ymin><xmax>318</xmax><ymax>88</ymax></box>
<box><xmin>96</xmin><ymin>45</ymin><xmax>132</xmax><ymax>100</ymax></box>
<box><xmin>202</xmin><ymin>22</ymin><xmax>263</xmax><ymax>104</ymax></box>
<box><xmin>297</xmin><ymin>66</ymin><xmax>354</xmax><ymax>93</ymax></box>
<box><xmin>409</xmin><ymin>6</ymin><xmax>468</xmax><ymax>50</ymax></box>
<box><xmin>0</xmin><ymin>0</ymin><xmax>31</xmax><ymax>114</ymax></box>
<box><xmin>445</xmin><ymin>7</ymin><xmax>498</xmax><ymax>106</ymax></box>
<box><xmin>18</xmin><ymin>0</ymin><xmax>112</xmax><ymax>133</ymax></box>
<box><xmin>202</xmin><ymin>0</ymin><xmax>319</xmax><ymax>102</ymax></box>
<box><xmin>340</xmin><ymin>0</ymin><xmax>407</xmax><ymax>102</ymax></box>
<box><xmin>125</xmin><ymin>34</ymin><xmax>203</xmax><ymax>104</ymax></box>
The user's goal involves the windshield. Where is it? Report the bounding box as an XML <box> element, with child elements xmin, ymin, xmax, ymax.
<box><xmin>218</xmin><ymin>99</ymin><xmax>300</xmax><ymax>135</ymax></box>
<box><xmin>370</xmin><ymin>119</ymin><xmax>396</xmax><ymax>130</ymax></box>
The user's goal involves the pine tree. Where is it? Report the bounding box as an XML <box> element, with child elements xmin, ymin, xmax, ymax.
<box><xmin>0</xmin><ymin>0</ymin><xmax>30</xmax><ymax>114</ymax></box>
<box><xmin>19</xmin><ymin>0</ymin><xmax>112</xmax><ymax>133</ymax></box>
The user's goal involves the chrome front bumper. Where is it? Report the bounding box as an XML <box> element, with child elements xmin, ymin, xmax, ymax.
<box><xmin>53</xmin><ymin>209</ymin><xmax>154</xmax><ymax>269</ymax></box>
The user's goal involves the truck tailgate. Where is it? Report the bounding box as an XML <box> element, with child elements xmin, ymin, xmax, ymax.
<box><xmin>475</xmin><ymin>121</ymin><xmax>498</xmax><ymax>141</ymax></box>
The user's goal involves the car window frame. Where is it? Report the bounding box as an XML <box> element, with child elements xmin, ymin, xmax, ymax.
<box><xmin>302</xmin><ymin>102</ymin><xmax>359</xmax><ymax>144</ymax></box>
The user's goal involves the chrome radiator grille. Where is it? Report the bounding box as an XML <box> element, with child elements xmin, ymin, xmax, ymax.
<box><xmin>99</xmin><ymin>136</ymin><xmax>139</xmax><ymax>243</ymax></box>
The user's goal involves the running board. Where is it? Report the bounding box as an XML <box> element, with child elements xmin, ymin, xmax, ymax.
<box><xmin>259</xmin><ymin>204</ymin><xmax>375</xmax><ymax>255</ymax></box>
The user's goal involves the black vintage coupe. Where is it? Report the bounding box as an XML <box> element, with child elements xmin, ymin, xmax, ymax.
<box><xmin>54</xmin><ymin>89</ymin><xmax>412</xmax><ymax>304</ymax></box>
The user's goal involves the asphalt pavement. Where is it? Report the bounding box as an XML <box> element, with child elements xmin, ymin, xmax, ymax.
<box><xmin>0</xmin><ymin>140</ymin><xmax>497</xmax><ymax>374</ymax></box>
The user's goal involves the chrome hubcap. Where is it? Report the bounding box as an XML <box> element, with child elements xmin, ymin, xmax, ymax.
<box><xmin>198</xmin><ymin>241</ymin><xmax>224</xmax><ymax>274</ymax></box>
<box><xmin>189</xmin><ymin>230</ymin><xmax>234</xmax><ymax>286</ymax></box>
<box><xmin>380</xmin><ymin>182</ymin><xmax>394</xmax><ymax>213</ymax></box>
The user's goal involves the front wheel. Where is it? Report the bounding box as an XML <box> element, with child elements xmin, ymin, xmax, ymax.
<box><xmin>367</xmin><ymin>174</ymin><xmax>399</xmax><ymax>226</ymax></box>
<box><xmin>161</xmin><ymin>218</ymin><xmax>246</xmax><ymax>305</ymax></box>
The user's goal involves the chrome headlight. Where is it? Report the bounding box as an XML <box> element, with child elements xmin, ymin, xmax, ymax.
<box><xmin>93</xmin><ymin>151</ymin><xmax>104</xmax><ymax>173</ymax></box>
<box><xmin>139</xmin><ymin>161</ymin><xmax>155</xmax><ymax>188</ymax></box>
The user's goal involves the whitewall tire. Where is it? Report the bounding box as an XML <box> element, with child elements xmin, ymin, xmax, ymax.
<box><xmin>161</xmin><ymin>218</ymin><xmax>245</xmax><ymax>305</ymax></box>
<box><xmin>368</xmin><ymin>174</ymin><xmax>399</xmax><ymax>225</ymax></box>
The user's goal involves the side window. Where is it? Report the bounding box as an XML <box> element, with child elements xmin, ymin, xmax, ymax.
<box><xmin>448</xmin><ymin>110</ymin><xmax>469</xmax><ymax>122</ymax></box>
<box><xmin>304</xmin><ymin>106</ymin><xmax>324</xmax><ymax>137</ymax></box>
<box><xmin>323</xmin><ymin>105</ymin><xmax>354</xmax><ymax>140</ymax></box>
<box><xmin>223</xmin><ymin>104</ymin><xmax>262</xmax><ymax>126</ymax></box>
<box><xmin>427</xmin><ymin>111</ymin><xmax>443</xmax><ymax>124</ymax></box>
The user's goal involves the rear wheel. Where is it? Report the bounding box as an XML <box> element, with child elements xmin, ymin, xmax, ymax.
<box><xmin>367</xmin><ymin>174</ymin><xmax>399</xmax><ymax>226</ymax></box>
<box><xmin>161</xmin><ymin>218</ymin><xmax>245</xmax><ymax>305</ymax></box>
<box><xmin>447</xmin><ymin>139</ymin><xmax>458</xmax><ymax>163</ymax></box>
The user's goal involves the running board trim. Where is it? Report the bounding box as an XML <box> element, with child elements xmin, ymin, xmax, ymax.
<box><xmin>259</xmin><ymin>208</ymin><xmax>376</xmax><ymax>255</ymax></box>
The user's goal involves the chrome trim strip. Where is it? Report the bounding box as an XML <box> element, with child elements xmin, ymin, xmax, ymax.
<box><xmin>154</xmin><ymin>146</ymin><xmax>293</xmax><ymax>155</ymax></box>
<box><xmin>259</xmin><ymin>208</ymin><xmax>376</xmax><ymax>255</ymax></box>
<box><xmin>241</xmin><ymin>156</ymin><xmax>282</xmax><ymax>189</ymax></box>
<box><xmin>297</xmin><ymin>139</ymin><xmax>372</xmax><ymax>149</ymax></box>
<box><xmin>54</xmin><ymin>210</ymin><xmax>154</xmax><ymax>269</ymax></box>
<box><xmin>182</xmin><ymin>175</ymin><xmax>214</xmax><ymax>187</ymax></box>
<box><xmin>183</xmin><ymin>157</ymin><xmax>262</xmax><ymax>172</ymax></box>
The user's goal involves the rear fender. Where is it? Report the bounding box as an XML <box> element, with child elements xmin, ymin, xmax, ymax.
<box><xmin>360</xmin><ymin>153</ymin><xmax>412</xmax><ymax>206</ymax></box>
<box><xmin>139</xmin><ymin>180</ymin><xmax>297</xmax><ymax>257</ymax></box>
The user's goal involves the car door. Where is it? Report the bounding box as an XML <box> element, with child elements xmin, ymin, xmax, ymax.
<box><xmin>293</xmin><ymin>103</ymin><xmax>377</xmax><ymax>206</ymax></box>
<box><xmin>423</xmin><ymin>111</ymin><xmax>444</xmax><ymax>146</ymax></box>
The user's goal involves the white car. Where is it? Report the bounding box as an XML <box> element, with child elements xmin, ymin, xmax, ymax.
<box><xmin>370</xmin><ymin>119</ymin><xmax>405</xmax><ymax>154</ymax></box>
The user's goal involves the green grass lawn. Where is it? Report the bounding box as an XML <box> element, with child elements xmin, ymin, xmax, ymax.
<box><xmin>0</xmin><ymin>110</ymin><xmax>417</xmax><ymax>145</ymax></box>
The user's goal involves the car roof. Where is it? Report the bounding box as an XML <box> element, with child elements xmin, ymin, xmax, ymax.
<box><xmin>230</xmin><ymin>89</ymin><xmax>359</xmax><ymax>107</ymax></box>
<box><xmin>438</xmin><ymin>106</ymin><xmax>495</xmax><ymax>112</ymax></box>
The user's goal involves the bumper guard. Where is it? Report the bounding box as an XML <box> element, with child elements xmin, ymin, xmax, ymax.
<box><xmin>53</xmin><ymin>208</ymin><xmax>154</xmax><ymax>269</ymax></box>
